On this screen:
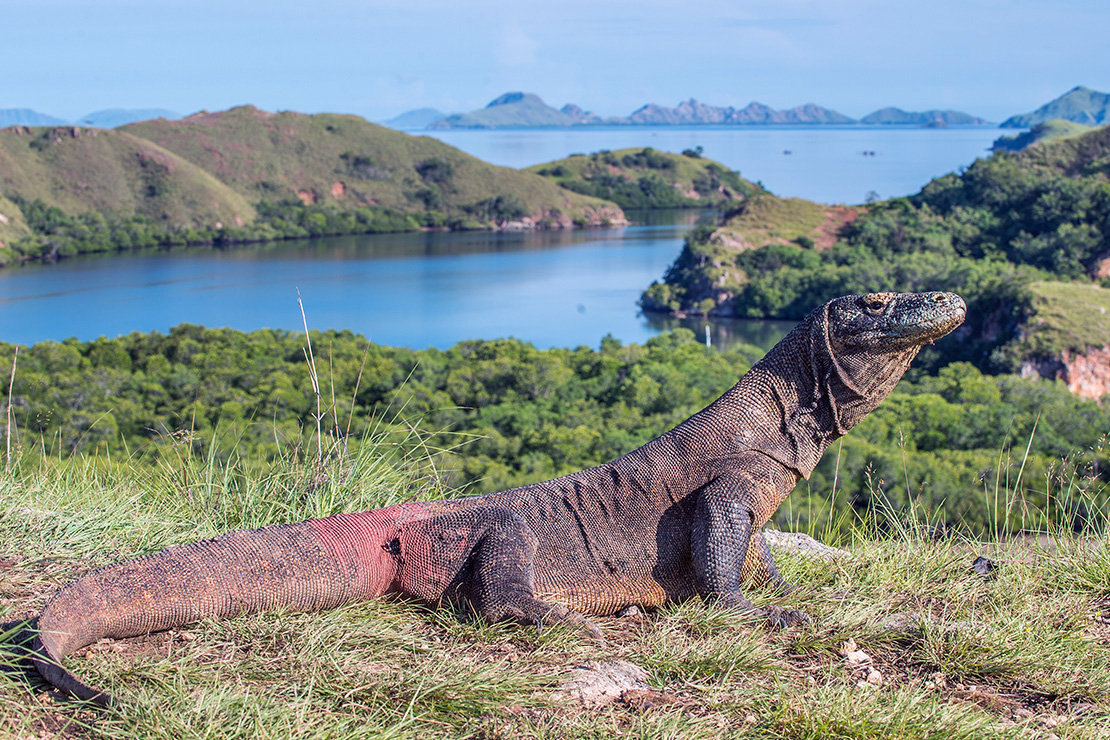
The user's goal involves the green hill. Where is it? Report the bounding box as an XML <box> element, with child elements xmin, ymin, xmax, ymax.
<box><xmin>0</xmin><ymin>107</ymin><xmax>626</xmax><ymax>266</ymax></box>
<box><xmin>991</xmin><ymin>119</ymin><xmax>1094</xmax><ymax>152</ymax></box>
<box><xmin>527</xmin><ymin>147</ymin><xmax>758</xmax><ymax>209</ymax></box>
<box><xmin>123</xmin><ymin>106</ymin><xmax>620</xmax><ymax>225</ymax></box>
<box><xmin>0</xmin><ymin>124</ymin><xmax>255</xmax><ymax>228</ymax></box>
<box><xmin>641</xmin><ymin>125</ymin><xmax>1110</xmax><ymax>377</ymax></box>
<box><xmin>1001</xmin><ymin>85</ymin><xmax>1110</xmax><ymax>128</ymax></box>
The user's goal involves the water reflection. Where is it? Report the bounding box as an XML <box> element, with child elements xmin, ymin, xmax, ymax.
<box><xmin>641</xmin><ymin>313</ymin><xmax>796</xmax><ymax>353</ymax></box>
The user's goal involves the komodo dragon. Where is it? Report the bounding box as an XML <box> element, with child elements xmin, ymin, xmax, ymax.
<box><xmin>33</xmin><ymin>291</ymin><xmax>965</xmax><ymax>705</ymax></box>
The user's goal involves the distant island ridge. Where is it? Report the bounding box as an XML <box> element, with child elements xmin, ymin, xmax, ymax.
<box><xmin>0</xmin><ymin>108</ymin><xmax>181</xmax><ymax>128</ymax></box>
<box><xmin>6</xmin><ymin>86</ymin><xmax>1104</xmax><ymax>133</ymax></box>
<box><xmin>384</xmin><ymin>91</ymin><xmax>992</xmax><ymax>130</ymax></box>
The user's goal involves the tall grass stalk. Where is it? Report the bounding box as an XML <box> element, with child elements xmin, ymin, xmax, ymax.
<box><xmin>4</xmin><ymin>346</ymin><xmax>16</xmax><ymax>469</ymax></box>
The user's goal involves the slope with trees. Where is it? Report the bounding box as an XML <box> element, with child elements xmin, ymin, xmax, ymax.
<box><xmin>641</xmin><ymin>125</ymin><xmax>1110</xmax><ymax>379</ymax></box>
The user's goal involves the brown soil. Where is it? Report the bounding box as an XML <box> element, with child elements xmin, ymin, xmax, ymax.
<box><xmin>814</xmin><ymin>206</ymin><xmax>863</xmax><ymax>249</ymax></box>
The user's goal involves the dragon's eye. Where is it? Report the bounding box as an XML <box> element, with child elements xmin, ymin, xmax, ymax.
<box><xmin>865</xmin><ymin>299</ymin><xmax>885</xmax><ymax>312</ymax></box>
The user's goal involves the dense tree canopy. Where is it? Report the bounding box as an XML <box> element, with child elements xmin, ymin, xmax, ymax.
<box><xmin>2</xmin><ymin>328</ymin><xmax>1105</xmax><ymax>535</ymax></box>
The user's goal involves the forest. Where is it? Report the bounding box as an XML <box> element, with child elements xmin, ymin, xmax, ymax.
<box><xmin>641</xmin><ymin>125</ymin><xmax>1110</xmax><ymax>374</ymax></box>
<box><xmin>2</xmin><ymin>326</ymin><xmax>1106</xmax><ymax>536</ymax></box>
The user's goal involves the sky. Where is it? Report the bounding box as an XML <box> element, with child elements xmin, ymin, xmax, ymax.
<box><xmin>3</xmin><ymin>0</ymin><xmax>1107</xmax><ymax>124</ymax></box>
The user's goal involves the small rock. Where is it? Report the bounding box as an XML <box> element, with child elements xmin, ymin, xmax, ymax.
<box><xmin>743</xmin><ymin>714</ymin><xmax>757</xmax><ymax>724</ymax></box>
<box><xmin>840</xmin><ymin>639</ymin><xmax>858</xmax><ymax>655</ymax></box>
<box><xmin>971</xmin><ymin>555</ymin><xmax>997</xmax><ymax>579</ymax></box>
<box><xmin>1042</xmin><ymin>716</ymin><xmax>1058</xmax><ymax>729</ymax></box>
<box><xmin>553</xmin><ymin>660</ymin><xmax>650</xmax><ymax>707</ymax></box>
<box><xmin>1014</xmin><ymin>708</ymin><xmax>1033</xmax><ymax>719</ymax></box>
<box><xmin>178</xmin><ymin>631</ymin><xmax>196</xmax><ymax>642</ymax></box>
<box><xmin>617</xmin><ymin>605</ymin><xmax>641</xmax><ymax>617</ymax></box>
<box><xmin>928</xmin><ymin>672</ymin><xmax>946</xmax><ymax>689</ymax></box>
<box><xmin>866</xmin><ymin>668</ymin><xmax>882</xmax><ymax>685</ymax></box>
<box><xmin>879</xmin><ymin>612</ymin><xmax>920</xmax><ymax>632</ymax></box>
<box><xmin>845</xmin><ymin>650</ymin><xmax>871</xmax><ymax>667</ymax></box>
<box><xmin>764</xmin><ymin>530</ymin><xmax>850</xmax><ymax>560</ymax></box>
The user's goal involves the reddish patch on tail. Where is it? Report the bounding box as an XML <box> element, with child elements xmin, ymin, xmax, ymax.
<box><xmin>308</xmin><ymin>504</ymin><xmax>431</xmax><ymax>598</ymax></box>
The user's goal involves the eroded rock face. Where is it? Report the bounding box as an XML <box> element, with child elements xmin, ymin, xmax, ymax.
<box><xmin>1021</xmin><ymin>346</ymin><xmax>1110</xmax><ymax>402</ymax></box>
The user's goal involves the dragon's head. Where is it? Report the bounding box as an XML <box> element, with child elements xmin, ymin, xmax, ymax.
<box><xmin>815</xmin><ymin>291</ymin><xmax>966</xmax><ymax>430</ymax></box>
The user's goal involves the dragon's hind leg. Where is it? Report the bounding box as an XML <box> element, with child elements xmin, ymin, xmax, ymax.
<box><xmin>740</xmin><ymin>529</ymin><xmax>795</xmax><ymax>593</ymax></box>
<box><xmin>396</xmin><ymin>506</ymin><xmax>604</xmax><ymax>643</ymax></box>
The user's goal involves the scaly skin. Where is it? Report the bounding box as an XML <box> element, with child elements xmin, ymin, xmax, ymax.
<box><xmin>33</xmin><ymin>291</ymin><xmax>966</xmax><ymax>705</ymax></box>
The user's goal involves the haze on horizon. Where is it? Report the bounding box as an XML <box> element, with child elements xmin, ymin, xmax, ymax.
<box><xmin>4</xmin><ymin>0</ymin><xmax>1108</xmax><ymax>124</ymax></box>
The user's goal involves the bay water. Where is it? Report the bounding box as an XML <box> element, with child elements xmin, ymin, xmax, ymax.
<box><xmin>0</xmin><ymin>211</ymin><xmax>793</xmax><ymax>351</ymax></box>
<box><xmin>420</xmin><ymin>125</ymin><xmax>1005</xmax><ymax>205</ymax></box>
<box><xmin>0</xmin><ymin>126</ymin><xmax>1009</xmax><ymax>348</ymax></box>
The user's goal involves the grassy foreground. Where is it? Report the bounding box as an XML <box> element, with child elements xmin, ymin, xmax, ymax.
<box><xmin>0</xmin><ymin>440</ymin><xmax>1108</xmax><ymax>739</ymax></box>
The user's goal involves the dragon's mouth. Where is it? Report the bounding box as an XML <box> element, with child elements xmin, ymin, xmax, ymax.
<box><xmin>887</xmin><ymin>292</ymin><xmax>966</xmax><ymax>345</ymax></box>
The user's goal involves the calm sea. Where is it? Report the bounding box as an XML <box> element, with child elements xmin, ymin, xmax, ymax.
<box><xmin>420</xmin><ymin>125</ymin><xmax>1004</xmax><ymax>205</ymax></box>
<box><xmin>0</xmin><ymin>211</ymin><xmax>794</xmax><ymax>350</ymax></box>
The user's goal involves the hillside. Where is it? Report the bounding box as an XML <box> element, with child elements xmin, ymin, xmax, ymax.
<box><xmin>0</xmin><ymin>195</ymin><xmax>29</xmax><ymax>246</ymax></box>
<box><xmin>991</xmin><ymin>119</ymin><xmax>1094</xmax><ymax>152</ymax></box>
<box><xmin>124</xmin><ymin>106</ymin><xmax>619</xmax><ymax>226</ymax></box>
<box><xmin>1011</xmin><ymin>121</ymin><xmax>1110</xmax><ymax>178</ymax></box>
<box><xmin>1001</xmin><ymin>85</ymin><xmax>1110</xmax><ymax>128</ymax></box>
<box><xmin>859</xmin><ymin>107</ymin><xmax>989</xmax><ymax>125</ymax></box>
<box><xmin>640</xmin><ymin>125</ymin><xmax>1110</xmax><ymax>383</ymax></box>
<box><xmin>0</xmin><ymin>124</ymin><xmax>256</xmax><ymax>228</ymax></box>
<box><xmin>527</xmin><ymin>147</ymin><xmax>758</xmax><ymax>209</ymax></box>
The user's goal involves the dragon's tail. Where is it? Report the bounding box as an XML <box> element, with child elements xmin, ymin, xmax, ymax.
<box><xmin>33</xmin><ymin>513</ymin><xmax>398</xmax><ymax>705</ymax></box>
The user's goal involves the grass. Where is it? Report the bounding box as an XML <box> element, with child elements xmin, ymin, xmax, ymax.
<box><xmin>0</xmin><ymin>195</ymin><xmax>29</xmax><ymax>246</ymax></box>
<box><xmin>0</xmin><ymin>126</ymin><xmax>255</xmax><ymax>229</ymax></box>
<box><xmin>994</xmin><ymin>120</ymin><xmax>1096</xmax><ymax>153</ymax></box>
<box><xmin>992</xmin><ymin>120</ymin><xmax>1095</xmax><ymax>153</ymax></box>
<box><xmin>1020</xmin><ymin>280</ymin><xmax>1110</xmax><ymax>357</ymax></box>
<box><xmin>712</xmin><ymin>193</ymin><xmax>855</xmax><ymax>250</ymax></box>
<box><xmin>1</xmin><ymin>436</ymin><xmax>1108</xmax><ymax>739</ymax></box>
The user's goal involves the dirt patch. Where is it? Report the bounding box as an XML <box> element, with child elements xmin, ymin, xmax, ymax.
<box><xmin>814</xmin><ymin>206</ymin><xmax>863</xmax><ymax>249</ymax></box>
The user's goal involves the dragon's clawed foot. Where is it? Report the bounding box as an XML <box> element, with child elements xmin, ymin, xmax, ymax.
<box><xmin>759</xmin><ymin>605</ymin><xmax>811</xmax><ymax>629</ymax></box>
